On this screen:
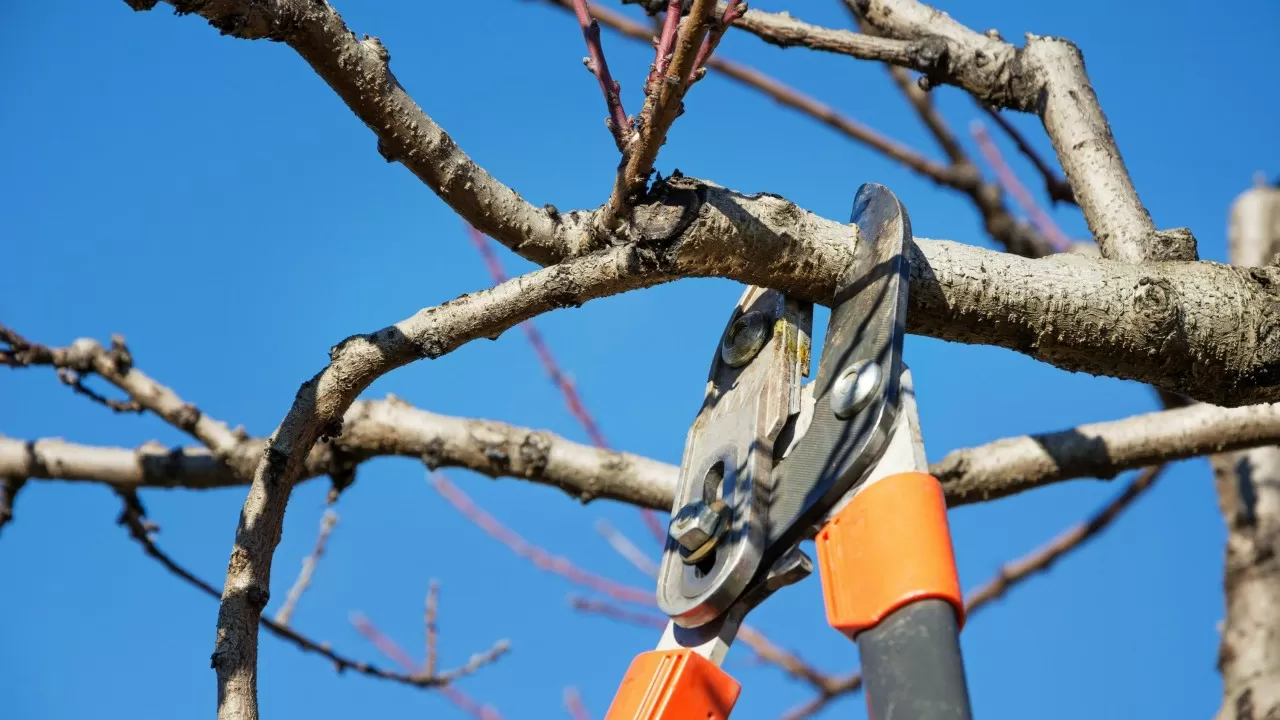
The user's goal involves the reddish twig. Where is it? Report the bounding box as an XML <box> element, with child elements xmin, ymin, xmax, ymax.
<box><xmin>563</xmin><ymin>687</ymin><xmax>592</xmax><ymax>720</ymax></box>
<box><xmin>646</xmin><ymin>0</ymin><xmax>684</xmax><ymax>91</ymax></box>
<box><xmin>971</xmin><ymin>120</ymin><xmax>1073</xmax><ymax>253</ymax></box>
<box><xmin>351</xmin><ymin>613</ymin><xmax>504</xmax><ymax>720</ymax></box>
<box><xmin>571</xmin><ymin>0</ymin><xmax>631</xmax><ymax>152</ymax></box>
<box><xmin>464</xmin><ymin>224</ymin><xmax>668</xmax><ymax>544</ymax></box>
<box><xmin>980</xmin><ymin>105</ymin><xmax>1076</xmax><ymax>206</ymax></box>
<box><xmin>595</xmin><ymin>518</ymin><xmax>660</xmax><ymax>577</ymax></box>
<box><xmin>689</xmin><ymin>0</ymin><xmax>746</xmax><ymax>84</ymax></box>
<box><xmin>431</xmin><ymin>472</ymin><xmax>655</xmax><ymax>605</ymax></box>
<box><xmin>274</xmin><ymin>508</ymin><xmax>339</xmax><ymax>626</ymax></box>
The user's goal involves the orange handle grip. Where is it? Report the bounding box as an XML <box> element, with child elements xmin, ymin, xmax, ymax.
<box><xmin>604</xmin><ymin>649</ymin><xmax>740</xmax><ymax>720</ymax></box>
<box><xmin>815</xmin><ymin>471</ymin><xmax>964</xmax><ymax>636</ymax></box>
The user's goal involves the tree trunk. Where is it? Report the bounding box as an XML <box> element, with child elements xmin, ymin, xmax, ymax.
<box><xmin>1214</xmin><ymin>181</ymin><xmax>1280</xmax><ymax>720</ymax></box>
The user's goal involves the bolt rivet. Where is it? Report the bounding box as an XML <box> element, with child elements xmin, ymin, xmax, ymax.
<box><xmin>830</xmin><ymin>360</ymin><xmax>881</xmax><ymax>419</ymax></box>
<box><xmin>721</xmin><ymin>311</ymin><xmax>770</xmax><ymax>368</ymax></box>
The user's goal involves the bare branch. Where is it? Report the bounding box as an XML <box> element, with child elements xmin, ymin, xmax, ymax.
<box><xmin>202</xmin><ymin>246</ymin><xmax>671</xmax><ymax>720</ymax></box>
<box><xmin>571</xmin><ymin>0</ymin><xmax>632</xmax><ymax>151</ymax></box>
<box><xmin>544</xmin><ymin>0</ymin><xmax>963</xmax><ymax>212</ymax></box>
<box><xmin>111</xmin><ymin>488</ymin><xmax>480</xmax><ymax>690</ymax></box>
<box><xmin>431</xmin><ymin>472</ymin><xmax>654</xmax><ymax>605</ymax></box>
<box><xmin>425</xmin><ymin>580</ymin><xmax>440</xmax><ymax>679</ymax></box>
<box><xmin>273</xmin><ymin>509</ymin><xmax>338</xmax><ymax>626</ymax></box>
<box><xmin>2</xmin><ymin>325</ymin><xmax>241</xmax><ymax>457</ymax></box>
<box><xmin>963</xmin><ymin>465</ymin><xmax>1166</xmax><ymax>609</ymax></box>
<box><xmin>350</xmin><ymin>607</ymin><xmax>509</xmax><ymax>712</ymax></box>
<box><xmin>601</xmin><ymin>0</ymin><xmax>718</xmax><ymax>231</ymax></box>
<box><xmin>936</xmin><ymin>401</ymin><xmax>1280</xmax><ymax>505</ymax></box>
<box><xmin>841</xmin><ymin>0</ymin><xmax>1182</xmax><ymax>262</ymax></box>
<box><xmin>15</xmin><ymin>351</ymin><xmax>1280</xmax><ymax>515</ymax></box>
<box><xmin>465</xmin><ymin>225</ymin><xmax>668</xmax><ymax>540</ymax></box>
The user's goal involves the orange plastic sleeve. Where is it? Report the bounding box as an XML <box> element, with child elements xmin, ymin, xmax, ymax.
<box><xmin>604</xmin><ymin>649</ymin><xmax>741</xmax><ymax>720</ymax></box>
<box><xmin>815</xmin><ymin>471</ymin><xmax>964</xmax><ymax>637</ymax></box>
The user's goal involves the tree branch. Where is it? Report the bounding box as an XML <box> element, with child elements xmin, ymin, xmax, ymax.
<box><xmin>707</xmin><ymin>0</ymin><xmax>1188</xmax><ymax>262</ymax></box>
<box><xmin>111</xmin><ymin>488</ymin><xmax>498</xmax><ymax>690</ymax></box>
<box><xmin>600</xmin><ymin>0</ymin><xmax>718</xmax><ymax>231</ymax></box>
<box><xmin>936</xmin><ymin>401</ymin><xmax>1280</xmax><ymax>506</ymax></box>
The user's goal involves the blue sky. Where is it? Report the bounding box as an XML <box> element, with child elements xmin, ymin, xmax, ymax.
<box><xmin>3</xmin><ymin>1</ymin><xmax>1278</xmax><ymax>718</ymax></box>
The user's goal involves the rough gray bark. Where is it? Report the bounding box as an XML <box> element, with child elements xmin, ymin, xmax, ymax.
<box><xmin>0</xmin><ymin>398</ymin><xmax>678</xmax><ymax>508</ymax></box>
<box><xmin>16</xmin><ymin>394</ymin><xmax>1280</xmax><ymax>515</ymax></box>
<box><xmin>1212</xmin><ymin>182</ymin><xmax>1280</xmax><ymax>720</ymax></box>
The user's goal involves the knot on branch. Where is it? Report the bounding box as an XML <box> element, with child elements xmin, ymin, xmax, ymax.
<box><xmin>518</xmin><ymin>432</ymin><xmax>553</xmax><ymax>480</ymax></box>
<box><xmin>909</xmin><ymin>36</ymin><xmax>952</xmax><ymax>91</ymax></box>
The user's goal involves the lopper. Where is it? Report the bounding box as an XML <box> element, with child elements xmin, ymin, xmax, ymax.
<box><xmin>604</xmin><ymin>184</ymin><xmax>972</xmax><ymax>720</ymax></box>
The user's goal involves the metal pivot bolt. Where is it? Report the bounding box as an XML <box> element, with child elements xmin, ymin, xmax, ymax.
<box><xmin>720</xmin><ymin>311</ymin><xmax>771</xmax><ymax>368</ymax></box>
<box><xmin>830</xmin><ymin>359</ymin><xmax>881</xmax><ymax>419</ymax></box>
<box><xmin>668</xmin><ymin>499</ymin><xmax>730</xmax><ymax>564</ymax></box>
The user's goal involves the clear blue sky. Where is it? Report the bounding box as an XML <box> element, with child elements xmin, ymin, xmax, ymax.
<box><xmin>3</xmin><ymin>1</ymin><xmax>1278</xmax><ymax>718</ymax></box>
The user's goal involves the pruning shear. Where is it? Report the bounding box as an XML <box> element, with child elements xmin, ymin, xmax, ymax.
<box><xmin>605</xmin><ymin>185</ymin><xmax>972</xmax><ymax>719</ymax></box>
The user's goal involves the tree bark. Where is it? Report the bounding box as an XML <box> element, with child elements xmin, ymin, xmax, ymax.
<box><xmin>1213</xmin><ymin>182</ymin><xmax>1280</xmax><ymax>720</ymax></box>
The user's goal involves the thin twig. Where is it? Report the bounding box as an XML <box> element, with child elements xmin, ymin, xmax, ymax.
<box><xmin>350</xmin><ymin>614</ymin><xmax>505</xmax><ymax>720</ymax></box>
<box><xmin>594</xmin><ymin>518</ymin><xmax>660</xmax><ymax>577</ymax></box>
<box><xmin>571</xmin><ymin>0</ymin><xmax>632</xmax><ymax>151</ymax></box>
<box><xmin>563</xmin><ymin>687</ymin><xmax>591</xmax><ymax>720</ymax></box>
<box><xmin>646</xmin><ymin>0</ymin><xmax>684</xmax><ymax>92</ymax></box>
<box><xmin>785</xmin><ymin>465</ymin><xmax>1169</xmax><ymax>718</ymax></box>
<box><xmin>601</xmin><ymin>0</ymin><xmax>719</xmax><ymax>229</ymax></box>
<box><xmin>689</xmin><ymin>0</ymin><xmax>746</xmax><ymax>84</ymax></box>
<box><xmin>980</xmin><ymin>105</ymin><xmax>1075</xmax><ymax>205</ymax></box>
<box><xmin>274</xmin><ymin>509</ymin><xmax>339</xmax><ymax>626</ymax></box>
<box><xmin>971</xmin><ymin>120</ymin><xmax>1073</xmax><ymax>252</ymax></box>
<box><xmin>111</xmin><ymin>490</ymin><xmax>469</xmax><ymax>689</ymax></box>
<box><xmin>464</xmin><ymin>224</ymin><xmax>668</xmax><ymax>543</ymax></box>
<box><xmin>425</xmin><ymin>580</ymin><xmax>440</xmax><ymax>678</ymax></box>
<box><xmin>430</xmin><ymin>472</ymin><xmax>655</xmax><ymax>605</ymax></box>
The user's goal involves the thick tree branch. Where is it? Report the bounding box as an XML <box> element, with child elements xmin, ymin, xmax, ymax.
<box><xmin>936</xmin><ymin>401</ymin><xmax>1280</xmax><ymax>505</ymax></box>
<box><xmin>113</xmin><ymin>7</ymin><xmax>1263</xmax><ymax>407</ymax></box>
<box><xmin>718</xmin><ymin>1</ymin><xmax>1187</xmax><ymax>263</ymax></box>
<box><xmin>18</xmin><ymin>394</ymin><xmax>1280</xmax><ymax>517</ymax></box>
<box><xmin>1212</xmin><ymin>181</ymin><xmax>1280</xmax><ymax>720</ymax></box>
